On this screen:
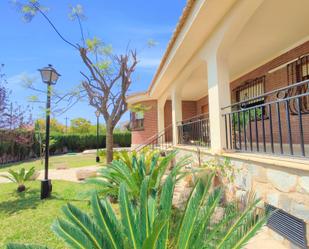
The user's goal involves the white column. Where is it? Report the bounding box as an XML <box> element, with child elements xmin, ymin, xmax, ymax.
<box><xmin>157</xmin><ymin>97</ymin><xmax>165</xmax><ymax>133</ymax></box>
<box><xmin>207</xmin><ymin>53</ymin><xmax>231</xmax><ymax>153</ymax></box>
<box><xmin>171</xmin><ymin>86</ymin><xmax>182</xmax><ymax>145</ymax></box>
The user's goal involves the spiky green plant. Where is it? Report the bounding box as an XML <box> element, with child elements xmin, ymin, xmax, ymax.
<box><xmin>86</xmin><ymin>150</ymin><xmax>190</xmax><ymax>201</ymax></box>
<box><xmin>0</xmin><ymin>167</ymin><xmax>36</xmax><ymax>192</ymax></box>
<box><xmin>7</xmin><ymin>171</ymin><xmax>266</xmax><ymax>249</ymax></box>
<box><xmin>113</xmin><ymin>147</ymin><xmax>161</xmax><ymax>172</ymax></box>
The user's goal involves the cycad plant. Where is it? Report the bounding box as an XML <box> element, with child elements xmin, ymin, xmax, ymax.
<box><xmin>7</xmin><ymin>172</ymin><xmax>266</xmax><ymax>249</ymax></box>
<box><xmin>86</xmin><ymin>150</ymin><xmax>190</xmax><ymax>201</ymax></box>
<box><xmin>113</xmin><ymin>147</ymin><xmax>161</xmax><ymax>171</ymax></box>
<box><xmin>0</xmin><ymin>167</ymin><xmax>36</xmax><ymax>192</ymax></box>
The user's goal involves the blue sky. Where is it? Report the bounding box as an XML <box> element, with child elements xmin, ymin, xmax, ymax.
<box><xmin>0</xmin><ymin>0</ymin><xmax>186</xmax><ymax>125</ymax></box>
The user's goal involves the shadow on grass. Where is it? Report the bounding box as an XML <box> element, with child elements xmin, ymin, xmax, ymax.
<box><xmin>0</xmin><ymin>188</ymin><xmax>42</xmax><ymax>215</ymax></box>
<box><xmin>50</xmin><ymin>192</ymin><xmax>91</xmax><ymax>204</ymax></box>
<box><xmin>0</xmin><ymin>185</ymin><xmax>90</xmax><ymax>215</ymax></box>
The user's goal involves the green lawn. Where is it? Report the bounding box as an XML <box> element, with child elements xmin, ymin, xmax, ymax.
<box><xmin>0</xmin><ymin>180</ymin><xmax>115</xmax><ymax>249</ymax></box>
<box><xmin>0</xmin><ymin>153</ymin><xmax>105</xmax><ymax>172</ymax></box>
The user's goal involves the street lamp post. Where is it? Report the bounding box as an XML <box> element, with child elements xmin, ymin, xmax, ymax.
<box><xmin>39</xmin><ymin>64</ymin><xmax>60</xmax><ymax>199</ymax></box>
<box><xmin>95</xmin><ymin>110</ymin><xmax>100</xmax><ymax>163</ymax></box>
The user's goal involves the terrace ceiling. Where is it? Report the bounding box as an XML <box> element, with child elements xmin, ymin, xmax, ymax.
<box><xmin>228</xmin><ymin>0</ymin><xmax>309</xmax><ymax>80</ymax></box>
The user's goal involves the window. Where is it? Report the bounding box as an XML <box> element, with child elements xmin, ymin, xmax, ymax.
<box><xmin>130</xmin><ymin>111</ymin><xmax>144</xmax><ymax>130</ymax></box>
<box><xmin>287</xmin><ymin>55</ymin><xmax>309</xmax><ymax>115</ymax></box>
<box><xmin>135</xmin><ymin>111</ymin><xmax>144</xmax><ymax>120</ymax></box>
<box><xmin>287</xmin><ymin>54</ymin><xmax>309</xmax><ymax>83</ymax></box>
<box><xmin>301</xmin><ymin>58</ymin><xmax>309</xmax><ymax>79</ymax></box>
<box><xmin>234</xmin><ymin>76</ymin><xmax>265</xmax><ymax>108</ymax></box>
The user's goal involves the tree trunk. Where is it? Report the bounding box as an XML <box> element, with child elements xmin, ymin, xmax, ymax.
<box><xmin>106</xmin><ymin>123</ymin><xmax>114</xmax><ymax>163</ymax></box>
<box><xmin>17</xmin><ymin>184</ymin><xmax>26</xmax><ymax>192</ymax></box>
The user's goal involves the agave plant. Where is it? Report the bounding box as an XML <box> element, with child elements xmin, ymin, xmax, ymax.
<box><xmin>1</xmin><ymin>167</ymin><xmax>36</xmax><ymax>192</ymax></box>
<box><xmin>86</xmin><ymin>150</ymin><xmax>190</xmax><ymax>201</ymax></box>
<box><xmin>7</xmin><ymin>171</ymin><xmax>266</xmax><ymax>249</ymax></box>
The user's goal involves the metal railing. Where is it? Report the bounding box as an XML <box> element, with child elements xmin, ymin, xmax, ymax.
<box><xmin>177</xmin><ymin>113</ymin><xmax>210</xmax><ymax>147</ymax></box>
<box><xmin>222</xmin><ymin>79</ymin><xmax>309</xmax><ymax>157</ymax></box>
<box><xmin>134</xmin><ymin>124</ymin><xmax>173</xmax><ymax>152</ymax></box>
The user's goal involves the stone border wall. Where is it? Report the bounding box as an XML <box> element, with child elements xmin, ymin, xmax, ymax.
<box><xmin>175</xmin><ymin>148</ymin><xmax>309</xmax><ymax>248</ymax></box>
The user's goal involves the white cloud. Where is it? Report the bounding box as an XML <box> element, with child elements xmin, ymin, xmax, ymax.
<box><xmin>6</xmin><ymin>72</ymin><xmax>39</xmax><ymax>91</ymax></box>
<box><xmin>138</xmin><ymin>58</ymin><xmax>161</xmax><ymax>68</ymax></box>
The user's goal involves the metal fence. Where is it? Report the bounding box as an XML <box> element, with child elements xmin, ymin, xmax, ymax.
<box><xmin>177</xmin><ymin>114</ymin><xmax>210</xmax><ymax>147</ymax></box>
<box><xmin>222</xmin><ymin>79</ymin><xmax>309</xmax><ymax>157</ymax></box>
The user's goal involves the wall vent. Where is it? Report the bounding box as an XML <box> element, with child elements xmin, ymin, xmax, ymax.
<box><xmin>266</xmin><ymin>204</ymin><xmax>308</xmax><ymax>249</ymax></box>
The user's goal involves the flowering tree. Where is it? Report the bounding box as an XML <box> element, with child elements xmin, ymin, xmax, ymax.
<box><xmin>0</xmin><ymin>64</ymin><xmax>32</xmax><ymax>130</ymax></box>
<box><xmin>0</xmin><ymin>64</ymin><xmax>34</xmax><ymax>164</ymax></box>
<box><xmin>14</xmin><ymin>1</ymin><xmax>141</xmax><ymax>162</ymax></box>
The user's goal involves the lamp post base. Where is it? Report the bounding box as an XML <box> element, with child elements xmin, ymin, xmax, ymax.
<box><xmin>96</xmin><ymin>156</ymin><xmax>100</xmax><ymax>163</ymax></box>
<box><xmin>41</xmin><ymin>179</ymin><xmax>52</xmax><ymax>199</ymax></box>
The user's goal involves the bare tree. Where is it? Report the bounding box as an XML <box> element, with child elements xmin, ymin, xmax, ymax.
<box><xmin>15</xmin><ymin>1</ymin><xmax>138</xmax><ymax>162</ymax></box>
<box><xmin>80</xmin><ymin>47</ymin><xmax>137</xmax><ymax>162</ymax></box>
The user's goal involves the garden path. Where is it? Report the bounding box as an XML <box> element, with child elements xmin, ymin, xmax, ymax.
<box><xmin>0</xmin><ymin>165</ymin><xmax>100</xmax><ymax>183</ymax></box>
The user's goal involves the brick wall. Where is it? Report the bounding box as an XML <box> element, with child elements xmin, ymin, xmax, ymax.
<box><xmin>230</xmin><ymin>41</ymin><xmax>309</xmax><ymax>92</ymax></box>
<box><xmin>182</xmin><ymin>101</ymin><xmax>197</xmax><ymax>120</ymax></box>
<box><xmin>164</xmin><ymin>100</ymin><xmax>172</xmax><ymax>128</ymax></box>
<box><xmin>196</xmin><ymin>96</ymin><xmax>209</xmax><ymax>114</ymax></box>
<box><xmin>230</xmin><ymin>41</ymin><xmax>309</xmax><ymax>145</ymax></box>
<box><xmin>131</xmin><ymin>100</ymin><xmax>158</xmax><ymax>145</ymax></box>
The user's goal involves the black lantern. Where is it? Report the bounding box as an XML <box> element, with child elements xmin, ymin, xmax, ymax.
<box><xmin>95</xmin><ymin>110</ymin><xmax>100</xmax><ymax>163</ymax></box>
<box><xmin>38</xmin><ymin>64</ymin><xmax>60</xmax><ymax>199</ymax></box>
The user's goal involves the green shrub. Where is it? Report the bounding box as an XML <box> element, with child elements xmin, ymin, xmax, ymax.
<box><xmin>0</xmin><ymin>130</ymin><xmax>37</xmax><ymax>165</ymax></box>
<box><xmin>0</xmin><ymin>167</ymin><xmax>36</xmax><ymax>192</ymax></box>
<box><xmin>49</xmin><ymin>133</ymin><xmax>131</xmax><ymax>153</ymax></box>
<box><xmin>7</xmin><ymin>173</ymin><xmax>266</xmax><ymax>249</ymax></box>
<box><xmin>0</xmin><ymin>132</ymin><xmax>131</xmax><ymax>165</ymax></box>
<box><xmin>86</xmin><ymin>150</ymin><xmax>190</xmax><ymax>201</ymax></box>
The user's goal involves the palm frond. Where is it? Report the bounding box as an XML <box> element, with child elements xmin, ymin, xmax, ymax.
<box><xmin>51</xmin><ymin>218</ymin><xmax>95</xmax><ymax>249</ymax></box>
<box><xmin>216</xmin><ymin>198</ymin><xmax>263</xmax><ymax>249</ymax></box>
<box><xmin>140</xmin><ymin>177</ymin><xmax>150</xmax><ymax>243</ymax></box>
<box><xmin>7</xmin><ymin>244</ymin><xmax>49</xmax><ymax>249</ymax></box>
<box><xmin>24</xmin><ymin>167</ymin><xmax>35</xmax><ymax>181</ymax></box>
<box><xmin>229</xmin><ymin>213</ymin><xmax>267</xmax><ymax>249</ymax></box>
<box><xmin>191</xmin><ymin>186</ymin><xmax>222</xmax><ymax>248</ymax></box>
<box><xmin>142</xmin><ymin>212</ymin><xmax>168</xmax><ymax>249</ymax></box>
<box><xmin>119</xmin><ymin>184</ymin><xmax>140</xmax><ymax>249</ymax></box>
<box><xmin>61</xmin><ymin>204</ymin><xmax>105</xmax><ymax>249</ymax></box>
<box><xmin>0</xmin><ymin>174</ymin><xmax>16</xmax><ymax>183</ymax></box>
<box><xmin>175</xmin><ymin>179</ymin><xmax>208</xmax><ymax>249</ymax></box>
<box><xmin>156</xmin><ymin>174</ymin><xmax>176</xmax><ymax>249</ymax></box>
<box><xmin>147</xmin><ymin>191</ymin><xmax>157</xmax><ymax>231</ymax></box>
<box><xmin>91</xmin><ymin>194</ymin><xmax>123</xmax><ymax>249</ymax></box>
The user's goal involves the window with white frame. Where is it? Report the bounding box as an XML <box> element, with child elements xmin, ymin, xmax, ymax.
<box><xmin>130</xmin><ymin>111</ymin><xmax>144</xmax><ymax>130</ymax></box>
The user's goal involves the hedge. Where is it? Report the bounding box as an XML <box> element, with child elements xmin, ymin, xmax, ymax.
<box><xmin>0</xmin><ymin>132</ymin><xmax>131</xmax><ymax>165</ymax></box>
<box><xmin>50</xmin><ymin>133</ymin><xmax>131</xmax><ymax>153</ymax></box>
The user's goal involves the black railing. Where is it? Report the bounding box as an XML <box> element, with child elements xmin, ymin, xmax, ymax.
<box><xmin>222</xmin><ymin>79</ymin><xmax>309</xmax><ymax>157</ymax></box>
<box><xmin>177</xmin><ymin>113</ymin><xmax>210</xmax><ymax>147</ymax></box>
<box><xmin>134</xmin><ymin>125</ymin><xmax>173</xmax><ymax>152</ymax></box>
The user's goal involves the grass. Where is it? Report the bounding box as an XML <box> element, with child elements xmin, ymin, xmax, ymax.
<box><xmin>0</xmin><ymin>153</ymin><xmax>105</xmax><ymax>172</ymax></box>
<box><xmin>0</xmin><ymin>180</ymin><xmax>117</xmax><ymax>249</ymax></box>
